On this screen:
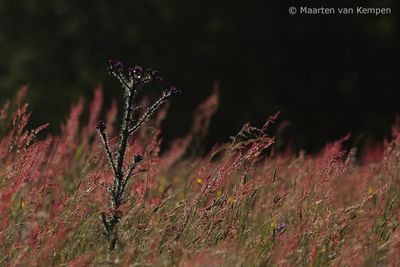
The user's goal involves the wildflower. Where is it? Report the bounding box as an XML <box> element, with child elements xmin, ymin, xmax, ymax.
<box><xmin>158</xmin><ymin>186</ymin><xmax>165</xmax><ymax>193</ymax></box>
<box><xmin>173</xmin><ymin>176</ymin><xmax>181</xmax><ymax>184</ymax></box>
<box><xmin>132</xmin><ymin>65</ymin><xmax>143</xmax><ymax>73</ymax></box>
<box><xmin>195</xmin><ymin>177</ymin><xmax>204</xmax><ymax>185</ymax></box>
<box><xmin>114</xmin><ymin>61</ymin><xmax>124</xmax><ymax>72</ymax></box>
<box><xmin>367</xmin><ymin>186</ymin><xmax>374</xmax><ymax>195</ymax></box>
<box><xmin>270</xmin><ymin>222</ymin><xmax>277</xmax><ymax>229</ymax></box>
<box><xmin>157</xmin><ymin>176</ymin><xmax>167</xmax><ymax>193</ymax></box>
<box><xmin>159</xmin><ymin>176</ymin><xmax>167</xmax><ymax>185</ymax></box>
<box><xmin>108</xmin><ymin>60</ymin><xmax>164</xmax><ymax>86</ymax></box>
<box><xmin>20</xmin><ymin>200</ymin><xmax>29</xmax><ymax>209</ymax></box>
<box><xmin>216</xmin><ymin>190</ymin><xmax>223</xmax><ymax>197</ymax></box>
<box><xmin>276</xmin><ymin>223</ymin><xmax>287</xmax><ymax>233</ymax></box>
<box><xmin>107</xmin><ymin>60</ymin><xmax>122</xmax><ymax>75</ymax></box>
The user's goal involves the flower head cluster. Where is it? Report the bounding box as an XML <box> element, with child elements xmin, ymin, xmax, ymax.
<box><xmin>108</xmin><ymin>60</ymin><xmax>162</xmax><ymax>87</ymax></box>
<box><xmin>107</xmin><ymin>60</ymin><xmax>181</xmax><ymax>99</ymax></box>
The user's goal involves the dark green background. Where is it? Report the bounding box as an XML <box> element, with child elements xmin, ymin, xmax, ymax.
<box><xmin>0</xmin><ymin>0</ymin><xmax>399</xmax><ymax>151</ymax></box>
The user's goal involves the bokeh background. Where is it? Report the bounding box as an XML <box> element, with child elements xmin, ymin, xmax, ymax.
<box><xmin>0</xmin><ymin>0</ymin><xmax>399</xmax><ymax>152</ymax></box>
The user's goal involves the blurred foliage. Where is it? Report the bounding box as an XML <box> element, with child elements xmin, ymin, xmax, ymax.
<box><xmin>0</xmin><ymin>0</ymin><xmax>399</xmax><ymax>151</ymax></box>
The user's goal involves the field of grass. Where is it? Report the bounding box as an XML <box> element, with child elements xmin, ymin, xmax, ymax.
<box><xmin>0</xmin><ymin>86</ymin><xmax>399</xmax><ymax>266</ymax></box>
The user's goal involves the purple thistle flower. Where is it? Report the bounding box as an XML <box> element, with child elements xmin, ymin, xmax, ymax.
<box><xmin>150</xmin><ymin>69</ymin><xmax>161</xmax><ymax>81</ymax></box>
<box><xmin>108</xmin><ymin>59</ymin><xmax>124</xmax><ymax>75</ymax></box>
<box><xmin>134</xmin><ymin>65</ymin><xmax>143</xmax><ymax>73</ymax></box>
<box><xmin>115</xmin><ymin>61</ymin><xmax>124</xmax><ymax>72</ymax></box>
<box><xmin>108</xmin><ymin>60</ymin><xmax>180</xmax><ymax>91</ymax></box>
<box><xmin>277</xmin><ymin>223</ymin><xmax>287</xmax><ymax>233</ymax></box>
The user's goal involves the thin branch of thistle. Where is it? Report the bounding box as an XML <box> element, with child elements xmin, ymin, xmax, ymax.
<box><xmin>96</xmin><ymin>60</ymin><xmax>181</xmax><ymax>250</ymax></box>
<box><xmin>96</xmin><ymin>121</ymin><xmax>118</xmax><ymax>177</ymax></box>
<box><xmin>128</xmin><ymin>87</ymin><xmax>180</xmax><ymax>135</ymax></box>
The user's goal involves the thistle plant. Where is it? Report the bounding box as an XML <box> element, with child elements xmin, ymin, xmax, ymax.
<box><xmin>97</xmin><ymin>60</ymin><xmax>180</xmax><ymax>250</ymax></box>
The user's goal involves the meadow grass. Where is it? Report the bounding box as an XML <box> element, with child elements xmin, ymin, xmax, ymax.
<box><xmin>0</xmin><ymin>87</ymin><xmax>399</xmax><ymax>266</ymax></box>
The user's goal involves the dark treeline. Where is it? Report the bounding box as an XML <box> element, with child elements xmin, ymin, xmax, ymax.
<box><xmin>0</xmin><ymin>0</ymin><xmax>399</xmax><ymax>152</ymax></box>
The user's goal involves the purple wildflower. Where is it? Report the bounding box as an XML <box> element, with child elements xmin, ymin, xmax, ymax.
<box><xmin>134</xmin><ymin>65</ymin><xmax>143</xmax><ymax>73</ymax></box>
<box><xmin>277</xmin><ymin>223</ymin><xmax>287</xmax><ymax>234</ymax></box>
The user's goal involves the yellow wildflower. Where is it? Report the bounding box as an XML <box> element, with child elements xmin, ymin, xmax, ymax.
<box><xmin>367</xmin><ymin>186</ymin><xmax>374</xmax><ymax>195</ymax></box>
<box><xmin>158</xmin><ymin>186</ymin><xmax>165</xmax><ymax>193</ymax></box>
<box><xmin>173</xmin><ymin>176</ymin><xmax>181</xmax><ymax>184</ymax></box>
<box><xmin>159</xmin><ymin>176</ymin><xmax>167</xmax><ymax>185</ymax></box>
<box><xmin>195</xmin><ymin>178</ymin><xmax>204</xmax><ymax>185</ymax></box>
<box><xmin>20</xmin><ymin>200</ymin><xmax>29</xmax><ymax>209</ymax></box>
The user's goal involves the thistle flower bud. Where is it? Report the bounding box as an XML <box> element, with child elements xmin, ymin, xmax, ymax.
<box><xmin>133</xmin><ymin>65</ymin><xmax>143</xmax><ymax>73</ymax></box>
<box><xmin>150</xmin><ymin>69</ymin><xmax>162</xmax><ymax>81</ymax></box>
<box><xmin>108</xmin><ymin>60</ymin><xmax>124</xmax><ymax>75</ymax></box>
<box><xmin>107</xmin><ymin>60</ymin><xmax>115</xmax><ymax>75</ymax></box>
<box><xmin>96</xmin><ymin>121</ymin><xmax>106</xmax><ymax>132</ymax></box>
<box><xmin>168</xmin><ymin>86</ymin><xmax>181</xmax><ymax>95</ymax></box>
<box><xmin>115</xmin><ymin>61</ymin><xmax>124</xmax><ymax>72</ymax></box>
<box><xmin>134</xmin><ymin>154</ymin><xmax>143</xmax><ymax>163</ymax></box>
